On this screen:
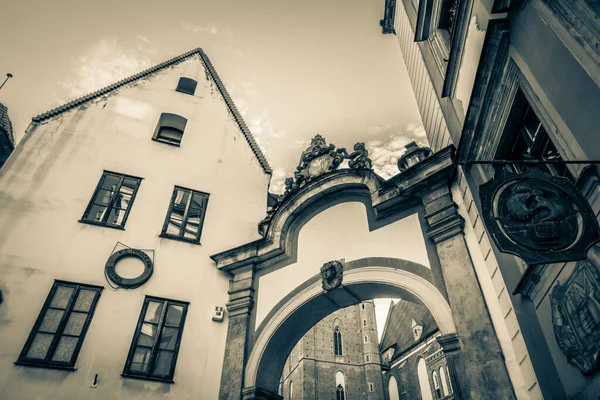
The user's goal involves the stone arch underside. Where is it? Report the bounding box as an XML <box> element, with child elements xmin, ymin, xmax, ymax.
<box><xmin>245</xmin><ymin>260</ymin><xmax>456</xmax><ymax>394</ymax></box>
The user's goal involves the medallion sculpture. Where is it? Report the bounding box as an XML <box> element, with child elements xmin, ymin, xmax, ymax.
<box><xmin>321</xmin><ymin>260</ymin><xmax>344</xmax><ymax>291</ymax></box>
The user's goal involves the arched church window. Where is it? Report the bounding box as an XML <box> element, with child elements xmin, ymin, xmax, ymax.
<box><xmin>289</xmin><ymin>380</ymin><xmax>293</xmax><ymax>398</ymax></box>
<box><xmin>432</xmin><ymin>370</ymin><xmax>443</xmax><ymax>398</ymax></box>
<box><xmin>176</xmin><ymin>77</ymin><xmax>198</xmax><ymax>95</ymax></box>
<box><xmin>388</xmin><ymin>376</ymin><xmax>400</xmax><ymax>400</ymax></box>
<box><xmin>153</xmin><ymin>113</ymin><xmax>187</xmax><ymax>146</ymax></box>
<box><xmin>334</xmin><ymin>326</ymin><xmax>343</xmax><ymax>356</ymax></box>
<box><xmin>440</xmin><ymin>366</ymin><xmax>450</xmax><ymax>395</ymax></box>
<box><xmin>417</xmin><ymin>358</ymin><xmax>434</xmax><ymax>400</ymax></box>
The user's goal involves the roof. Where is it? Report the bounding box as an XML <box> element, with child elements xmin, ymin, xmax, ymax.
<box><xmin>0</xmin><ymin>103</ymin><xmax>15</xmax><ymax>148</ymax></box>
<box><xmin>31</xmin><ymin>48</ymin><xmax>271</xmax><ymax>174</ymax></box>
<box><xmin>379</xmin><ymin>299</ymin><xmax>438</xmax><ymax>360</ymax></box>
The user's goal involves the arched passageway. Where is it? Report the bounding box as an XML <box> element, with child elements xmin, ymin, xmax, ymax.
<box><xmin>244</xmin><ymin>259</ymin><xmax>456</xmax><ymax>394</ymax></box>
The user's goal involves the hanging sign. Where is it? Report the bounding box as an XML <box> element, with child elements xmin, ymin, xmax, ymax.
<box><xmin>479</xmin><ymin>166</ymin><xmax>600</xmax><ymax>265</ymax></box>
<box><xmin>105</xmin><ymin>248</ymin><xmax>154</xmax><ymax>288</ymax></box>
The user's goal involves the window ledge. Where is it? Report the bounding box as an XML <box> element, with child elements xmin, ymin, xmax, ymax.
<box><xmin>78</xmin><ymin>220</ymin><xmax>125</xmax><ymax>230</ymax></box>
<box><xmin>121</xmin><ymin>373</ymin><xmax>174</xmax><ymax>384</ymax></box>
<box><xmin>14</xmin><ymin>360</ymin><xmax>77</xmax><ymax>371</ymax></box>
<box><xmin>152</xmin><ymin>137</ymin><xmax>181</xmax><ymax>147</ymax></box>
<box><xmin>159</xmin><ymin>233</ymin><xmax>201</xmax><ymax>245</ymax></box>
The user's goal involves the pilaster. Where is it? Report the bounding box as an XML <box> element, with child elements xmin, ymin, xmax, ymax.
<box><xmin>219</xmin><ymin>265</ymin><xmax>256</xmax><ymax>400</ymax></box>
<box><xmin>420</xmin><ymin>182</ymin><xmax>515</xmax><ymax>399</ymax></box>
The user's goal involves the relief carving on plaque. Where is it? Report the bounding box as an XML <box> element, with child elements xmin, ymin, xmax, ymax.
<box><xmin>551</xmin><ymin>259</ymin><xmax>600</xmax><ymax>375</ymax></box>
<box><xmin>480</xmin><ymin>166</ymin><xmax>600</xmax><ymax>265</ymax></box>
<box><xmin>321</xmin><ymin>260</ymin><xmax>344</xmax><ymax>291</ymax></box>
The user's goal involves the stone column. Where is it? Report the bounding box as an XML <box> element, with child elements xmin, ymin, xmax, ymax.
<box><xmin>421</xmin><ymin>182</ymin><xmax>515</xmax><ymax>399</ymax></box>
<box><xmin>219</xmin><ymin>265</ymin><xmax>256</xmax><ymax>400</ymax></box>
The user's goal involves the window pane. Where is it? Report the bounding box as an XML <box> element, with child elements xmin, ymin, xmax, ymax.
<box><xmin>107</xmin><ymin>208</ymin><xmax>125</xmax><ymax>226</ymax></box>
<box><xmin>165</xmin><ymin>304</ymin><xmax>183</xmax><ymax>327</ymax></box>
<box><xmin>88</xmin><ymin>205</ymin><xmax>108</xmax><ymax>222</ymax></box>
<box><xmin>167</xmin><ymin>207</ymin><xmax>185</xmax><ymax>236</ymax></box>
<box><xmin>183</xmin><ymin>224</ymin><xmax>199</xmax><ymax>240</ymax></box>
<box><xmin>158</xmin><ymin>128</ymin><xmax>183</xmax><ymax>143</ymax></box>
<box><xmin>144</xmin><ymin>302</ymin><xmax>164</xmax><ymax>323</ymax></box>
<box><xmin>51</xmin><ymin>336</ymin><xmax>78</xmax><ymax>362</ymax></box>
<box><xmin>130</xmin><ymin>347</ymin><xmax>152</xmax><ymax>373</ymax></box>
<box><xmin>121</xmin><ymin>178</ymin><xmax>139</xmax><ymax>194</ymax></box>
<box><xmin>73</xmin><ymin>290</ymin><xmax>96</xmax><ymax>312</ymax></box>
<box><xmin>39</xmin><ymin>309</ymin><xmax>64</xmax><ymax>333</ymax></box>
<box><xmin>137</xmin><ymin>323</ymin><xmax>158</xmax><ymax>347</ymax></box>
<box><xmin>26</xmin><ymin>333</ymin><xmax>54</xmax><ymax>360</ymax></box>
<box><xmin>159</xmin><ymin>327</ymin><xmax>179</xmax><ymax>350</ymax></box>
<box><xmin>113</xmin><ymin>193</ymin><xmax>132</xmax><ymax>211</ymax></box>
<box><xmin>63</xmin><ymin>312</ymin><xmax>87</xmax><ymax>336</ymax></box>
<box><xmin>151</xmin><ymin>350</ymin><xmax>174</xmax><ymax>377</ymax></box>
<box><xmin>93</xmin><ymin>189</ymin><xmax>115</xmax><ymax>206</ymax></box>
<box><xmin>101</xmin><ymin>174</ymin><xmax>121</xmax><ymax>191</ymax></box>
<box><xmin>190</xmin><ymin>193</ymin><xmax>206</xmax><ymax>209</ymax></box>
<box><xmin>50</xmin><ymin>286</ymin><xmax>75</xmax><ymax>309</ymax></box>
<box><xmin>174</xmin><ymin>189</ymin><xmax>190</xmax><ymax>208</ymax></box>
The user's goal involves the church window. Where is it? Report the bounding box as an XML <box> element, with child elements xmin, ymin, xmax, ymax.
<box><xmin>176</xmin><ymin>77</ymin><xmax>198</xmax><ymax>95</ymax></box>
<box><xmin>161</xmin><ymin>187</ymin><xmax>209</xmax><ymax>244</ymax></box>
<box><xmin>153</xmin><ymin>113</ymin><xmax>187</xmax><ymax>146</ymax></box>
<box><xmin>417</xmin><ymin>358</ymin><xmax>434</xmax><ymax>400</ymax></box>
<box><xmin>432</xmin><ymin>370</ymin><xmax>443</xmax><ymax>398</ymax></box>
<box><xmin>440</xmin><ymin>366</ymin><xmax>451</xmax><ymax>395</ymax></box>
<box><xmin>364</xmin><ymin>335</ymin><xmax>369</xmax><ymax>343</ymax></box>
<box><xmin>123</xmin><ymin>296</ymin><xmax>188</xmax><ymax>382</ymax></box>
<box><xmin>289</xmin><ymin>380</ymin><xmax>293</xmax><ymax>398</ymax></box>
<box><xmin>81</xmin><ymin>171</ymin><xmax>142</xmax><ymax>229</ymax></box>
<box><xmin>16</xmin><ymin>281</ymin><xmax>102</xmax><ymax>369</ymax></box>
<box><xmin>368</xmin><ymin>382</ymin><xmax>374</xmax><ymax>392</ymax></box>
<box><xmin>361</xmin><ymin>303</ymin><xmax>365</xmax><ymax>309</ymax></box>
<box><xmin>334</xmin><ymin>326</ymin><xmax>343</xmax><ymax>356</ymax></box>
<box><xmin>335</xmin><ymin>372</ymin><xmax>345</xmax><ymax>400</ymax></box>
<box><xmin>500</xmin><ymin>90</ymin><xmax>573</xmax><ymax>180</ymax></box>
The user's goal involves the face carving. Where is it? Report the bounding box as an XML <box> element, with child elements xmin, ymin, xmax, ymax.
<box><xmin>321</xmin><ymin>260</ymin><xmax>343</xmax><ymax>291</ymax></box>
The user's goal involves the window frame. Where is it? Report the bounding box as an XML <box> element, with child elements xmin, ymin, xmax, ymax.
<box><xmin>15</xmin><ymin>280</ymin><xmax>103</xmax><ymax>370</ymax></box>
<box><xmin>336</xmin><ymin>384</ymin><xmax>345</xmax><ymax>400</ymax></box>
<box><xmin>160</xmin><ymin>186</ymin><xmax>210</xmax><ymax>244</ymax></box>
<box><xmin>152</xmin><ymin>113</ymin><xmax>188</xmax><ymax>147</ymax></box>
<box><xmin>80</xmin><ymin>171</ymin><xmax>142</xmax><ymax>230</ymax></box>
<box><xmin>333</xmin><ymin>326</ymin><xmax>343</xmax><ymax>356</ymax></box>
<box><xmin>122</xmin><ymin>296</ymin><xmax>189</xmax><ymax>383</ymax></box>
<box><xmin>175</xmin><ymin>77</ymin><xmax>198</xmax><ymax>96</ymax></box>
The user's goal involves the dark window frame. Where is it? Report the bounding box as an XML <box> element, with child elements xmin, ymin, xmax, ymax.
<box><xmin>333</xmin><ymin>326</ymin><xmax>343</xmax><ymax>356</ymax></box>
<box><xmin>160</xmin><ymin>186</ymin><xmax>209</xmax><ymax>244</ymax></box>
<box><xmin>336</xmin><ymin>384</ymin><xmax>345</xmax><ymax>400</ymax></box>
<box><xmin>80</xmin><ymin>171</ymin><xmax>142</xmax><ymax>230</ymax></box>
<box><xmin>175</xmin><ymin>77</ymin><xmax>198</xmax><ymax>96</ymax></box>
<box><xmin>122</xmin><ymin>296</ymin><xmax>189</xmax><ymax>383</ymax></box>
<box><xmin>15</xmin><ymin>280</ymin><xmax>103</xmax><ymax>370</ymax></box>
<box><xmin>152</xmin><ymin>113</ymin><xmax>188</xmax><ymax>147</ymax></box>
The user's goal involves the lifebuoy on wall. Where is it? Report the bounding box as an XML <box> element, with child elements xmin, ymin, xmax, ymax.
<box><xmin>105</xmin><ymin>248</ymin><xmax>153</xmax><ymax>289</ymax></box>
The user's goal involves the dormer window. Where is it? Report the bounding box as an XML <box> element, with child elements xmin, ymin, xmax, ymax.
<box><xmin>176</xmin><ymin>77</ymin><xmax>197</xmax><ymax>95</ymax></box>
<box><xmin>153</xmin><ymin>113</ymin><xmax>187</xmax><ymax>146</ymax></box>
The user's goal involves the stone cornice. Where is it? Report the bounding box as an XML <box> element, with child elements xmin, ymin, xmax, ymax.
<box><xmin>210</xmin><ymin>146</ymin><xmax>456</xmax><ymax>273</ymax></box>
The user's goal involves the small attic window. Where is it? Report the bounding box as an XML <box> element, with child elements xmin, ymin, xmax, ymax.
<box><xmin>176</xmin><ymin>77</ymin><xmax>197</xmax><ymax>95</ymax></box>
<box><xmin>153</xmin><ymin>113</ymin><xmax>187</xmax><ymax>146</ymax></box>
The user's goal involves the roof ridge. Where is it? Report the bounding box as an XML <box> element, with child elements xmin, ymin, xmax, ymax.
<box><xmin>30</xmin><ymin>47</ymin><xmax>271</xmax><ymax>174</ymax></box>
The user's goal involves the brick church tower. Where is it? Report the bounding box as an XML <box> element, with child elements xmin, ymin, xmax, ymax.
<box><xmin>279</xmin><ymin>300</ymin><xmax>385</xmax><ymax>400</ymax></box>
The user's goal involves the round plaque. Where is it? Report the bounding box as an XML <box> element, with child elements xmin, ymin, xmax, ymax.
<box><xmin>105</xmin><ymin>248</ymin><xmax>153</xmax><ymax>288</ymax></box>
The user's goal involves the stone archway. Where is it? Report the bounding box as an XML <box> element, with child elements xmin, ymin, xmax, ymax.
<box><xmin>245</xmin><ymin>260</ymin><xmax>456</xmax><ymax>394</ymax></box>
<box><xmin>211</xmin><ymin>141</ymin><xmax>515</xmax><ymax>400</ymax></box>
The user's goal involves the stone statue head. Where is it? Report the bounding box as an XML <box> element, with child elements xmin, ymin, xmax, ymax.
<box><xmin>321</xmin><ymin>260</ymin><xmax>343</xmax><ymax>291</ymax></box>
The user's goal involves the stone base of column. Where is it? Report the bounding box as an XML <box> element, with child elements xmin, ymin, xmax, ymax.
<box><xmin>241</xmin><ymin>386</ymin><xmax>283</xmax><ymax>400</ymax></box>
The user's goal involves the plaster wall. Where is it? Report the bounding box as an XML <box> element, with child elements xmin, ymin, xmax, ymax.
<box><xmin>255</xmin><ymin>206</ymin><xmax>431</xmax><ymax>328</ymax></box>
<box><xmin>0</xmin><ymin>55</ymin><xmax>269</xmax><ymax>399</ymax></box>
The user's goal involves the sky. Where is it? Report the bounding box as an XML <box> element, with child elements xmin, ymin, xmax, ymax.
<box><xmin>0</xmin><ymin>0</ymin><xmax>425</xmax><ymax>338</ymax></box>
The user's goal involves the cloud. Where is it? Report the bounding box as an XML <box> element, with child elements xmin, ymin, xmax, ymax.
<box><xmin>366</xmin><ymin>123</ymin><xmax>429</xmax><ymax>179</ymax></box>
<box><xmin>374</xmin><ymin>298</ymin><xmax>400</xmax><ymax>340</ymax></box>
<box><xmin>181</xmin><ymin>21</ymin><xmax>218</xmax><ymax>35</ymax></box>
<box><xmin>60</xmin><ymin>38</ymin><xmax>154</xmax><ymax>98</ymax></box>
<box><xmin>135</xmin><ymin>34</ymin><xmax>151</xmax><ymax>43</ymax></box>
<box><xmin>269</xmin><ymin>168</ymin><xmax>289</xmax><ymax>195</ymax></box>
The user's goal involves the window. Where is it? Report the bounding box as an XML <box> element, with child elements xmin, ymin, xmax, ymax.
<box><xmin>361</xmin><ymin>304</ymin><xmax>365</xmax><ymax>309</ymax></box>
<box><xmin>161</xmin><ymin>187</ymin><xmax>209</xmax><ymax>243</ymax></box>
<box><xmin>16</xmin><ymin>281</ymin><xmax>102</xmax><ymax>369</ymax></box>
<box><xmin>123</xmin><ymin>296</ymin><xmax>188</xmax><ymax>382</ymax></box>
<box><xmin>81</xmin><ymin>172</ymin><xmax>141</xmax><ymax>229</ymax></box>
<box><xmin>175</xmin><ymin>77</ymin><xmax>197</xmax><ymax>95</ymax></box>
<box><xmin>433</xmin><ymin>370</ymin><xmax>442</xmax><ymax>399</ymax></box>
<box><xmin>368</xmin><ymin>382</ymin><xmax>374</xmax><ymax>392</ymax></box>
<box><xmin>153</xmin><ymin>113</ymin><xmax>187</xmax><ymax>146</ymax></box>
<box><xmin>290</xmin><ymin>380</ymin><xmax>293</xmax><ymax>398</ymax></box>
<box><xmin>440</xmin><ymin>366</ymin><xmax>451</xmax><ymax>395</ymax></box>
<box><xmin>366</xmin><ymin>355</ymin><xmax>370</xmax><ymax>362</ymax></box>
<box><xmin>334</xmin><ymin>326</ymin><xmax>343</xmax><ymax>356</ymax></box>
<box><xmin>363</xmin><ymin>319</ymin><xmax>367</xmax><ymax>326</ymax></box>
<box><xmin>364</xmin><ymin>335</ymin><xmax>369</xmax><ymax>343</ymax></box>
<box><xmin>336</xmin><ymin>384</ymin><xmax>345</xmax><ymax>400</ymax></box>
<box><xmin>501</xmin><ymin>90</ymin><xmax>573</xmax><ymax>179</ymax></box>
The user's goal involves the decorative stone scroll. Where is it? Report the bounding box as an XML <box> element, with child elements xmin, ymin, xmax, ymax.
<box><xmin>551</xmin><ymin>259</ymin><xmax>600</xmax><ymax>375</ymax></box>
<box><xmin>321</xmin><ymin>260</ymin><xmax>344</xmax><ymax>291</ymax></box>
<box><xmin>105</xmin><ymin>248</ymin><xmax>154</xmax><ymax>289</ymax></box>
<box><xmin>479</xmin><ymin>166</ymin><xmax>600</xmax><ymax>265</ymax></box>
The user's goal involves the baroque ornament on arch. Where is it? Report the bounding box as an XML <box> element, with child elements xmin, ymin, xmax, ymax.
<box><xmin>321</xmin><ymin>260</ymin><xmax>344</xmax><ymax>291</ymax></box>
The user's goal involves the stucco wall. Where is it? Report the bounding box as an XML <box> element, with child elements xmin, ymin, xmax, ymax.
<box><xmin>0</xmin><ymin>55</ymin><xmax>269</xmax><ymax>399</ymax></box>
<box><xmin>255</xmin><ymin>207</ymin><xmax>431</xmax><ymax>328</ymax></box>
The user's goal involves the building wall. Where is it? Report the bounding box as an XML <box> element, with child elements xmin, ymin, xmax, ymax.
<box><xmin>0</xmin><ymin>55</ymin><xmax>269</xmax><ymax>399</ymax></box>
<box><xmin>280</xmin><ymin>301</ymin><xmax>384</xmax><ymax>400</ymax></box>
